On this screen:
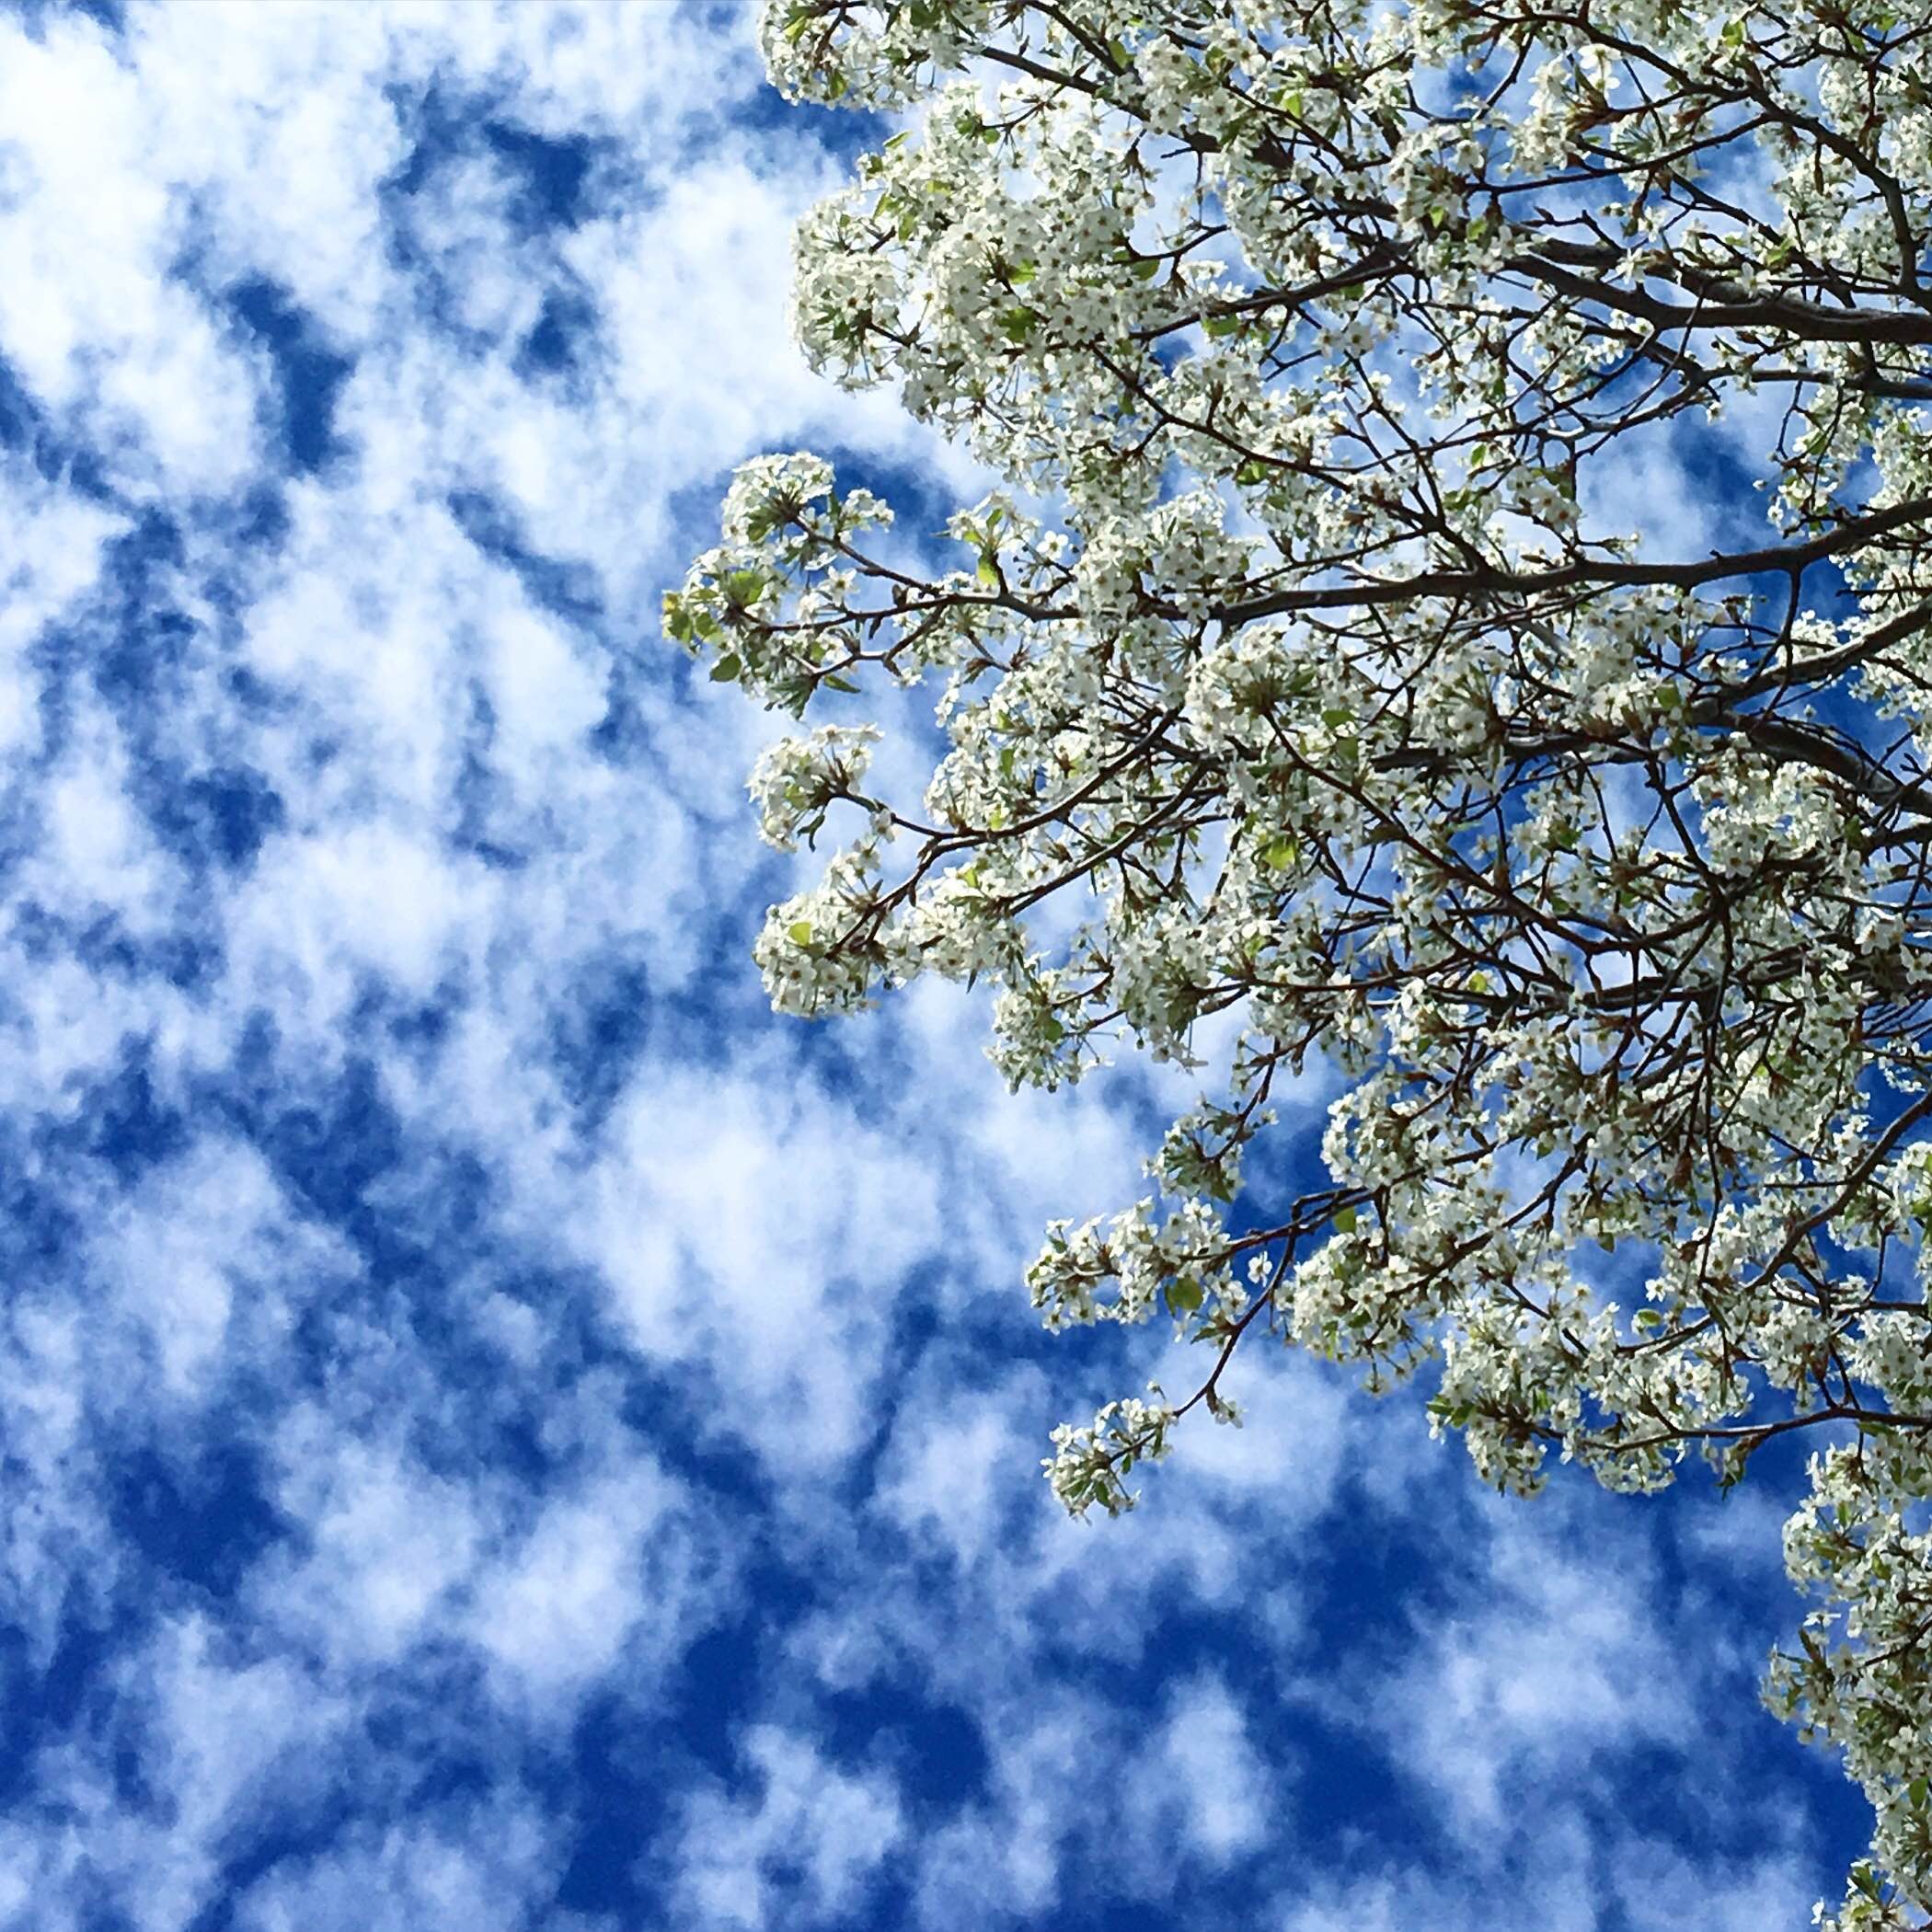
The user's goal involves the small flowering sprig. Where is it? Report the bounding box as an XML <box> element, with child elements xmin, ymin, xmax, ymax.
<box><xmin>746</xmin><ymin>725</ymin><xmax>884</xmax><ymax>852</ymax></box>
<box><xmin>1043</xmin><ymin>1389</ymin><xmax>1179</xmax><ymax>1518</ymax></box>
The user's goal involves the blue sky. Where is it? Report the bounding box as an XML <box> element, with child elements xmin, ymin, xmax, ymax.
<box><xmin>0</xmin><ymin>2</ymin><xmax>1879</xmax><ymax>1926</ymax></box>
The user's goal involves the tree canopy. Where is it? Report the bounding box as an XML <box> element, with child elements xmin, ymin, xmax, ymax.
<box><xmin>665</xmin><ymin>1</ymin><xmax>1932</xmax><ymax>1918</ymax></box>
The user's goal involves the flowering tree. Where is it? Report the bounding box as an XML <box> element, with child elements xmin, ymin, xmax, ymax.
<box><xmin>665</xmin><ymin>0</ymin><xmax>1932</xmax><ymax>1915</ymax></box>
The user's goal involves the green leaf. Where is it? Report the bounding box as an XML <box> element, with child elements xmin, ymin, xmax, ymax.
<box><xmin>977</xmin><ymin>553</ymin><xmax>999</xmax><ymax>587</ymax></box>
<box><xmin>1260</xmin><ymin>834</ymin><xmax>1299</xmax><ymax>871</ymax></box>
<box><xmin>1320</xmin><ymin>706</ymin><xmax>1353</xmax><ymax>729</ymax></box>
<box><xmin>709</xmin><ymin>654</ymin><xmax>742</xmax><ymax>684</ymax></box>
<box><xmin>999</xmin><ymin>305</ymin><xmax>1039</xmax><ymax>342</ymax></box>
<box><xmin>1202</xmin><ymin>312</ymin><xmax>1243</xmax><ymax>339</ymax></box>
<box><xmin>1333</xmin><ymin>1205</ymin><xmax>1358</xmax><ymax>1235</ymax></box>
<box><xmin>1130</xmin><ymin>257</ymin><xmax>1161</xmax><ymax>282</ymax></box>
<box><xmin>1167</xmin><ymin>1276</ymin><xmax>1204</xmax><ymax>1315</ymax></box>
<box><xmin>788</xmin><ymin>920</ymin><xmax>814</xmax><ymax>946</ymax></box>
<box><xmin>1234</xmin><ymin>458</ymin><xmax>1271</xmax><ymax>487</ymax></box>
<box><xmin>822</xmin><ymin>673</ymin><xmax>859</xmax><ymax>693</ymax></box>
<box><xmin>1634</xmin><ymin>1309</ymin><xmax>1662</xmax><ymax>1330</ymax></box>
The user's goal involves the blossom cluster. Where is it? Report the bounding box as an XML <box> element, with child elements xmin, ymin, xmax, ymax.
<box><xmin>674</xmin><ymin>0</ymin><xmax>1932</xmax><ymax>1915</ymax></box>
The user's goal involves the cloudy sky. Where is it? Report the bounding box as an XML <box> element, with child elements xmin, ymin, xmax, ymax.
<box><xmin>0</xmin><ymin>1</ymin><xmax>1878</xmax><ymax>1926</ymax></box>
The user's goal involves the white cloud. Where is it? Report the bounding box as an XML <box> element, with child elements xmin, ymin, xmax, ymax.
<box><xmin>9</xmin><ymin>1615</ymin><xmax>344</xmax><ymax>1932</ymax></box>
<box><xmin>0</xmin><ymin>64</ymin><xmax>248</xmax><ymax>486</ymax></box>
<box><xmin>876</xmin><ymin>1374</ymin><xmax>1035</xmax><ymax>1570</ymax></box>
<box><xmin>466</xmin><ymin>1465</ymin><xmax>680</xmax><ymax>1705</ymax></box>
<box><xmin>1156</xmin><ymin>1673</ymin><xmax>1271</xmax><ymax>1863</ymax></box>
<box><xmin>87</xmin><ymin>1137</ymin><xmax>288</xmax><ymax>1396</ymax></box>
<box><xmin>231</xmin><ymin>822</ymin><xmax>491</xmax><ymax>1007</ymax></box>
<box><xmin>37</xmin><ymin>714</ymin><xmax>168</xmax><ymax>921</ymax></box>
<box><xmin>259</xmin><ymin>1421</ymin><xmax>485</xmax><ymax>1663</ymax></box>
<box><xmin>0</xmin><ymin>477</ymin><xmax>124</xmax><ymax>761</ymax></box>
<box><xmin>230</xmin><ymin>1801</ymin><xmax>563</xmax><ymax>1932</ymax></box>
<box><xmin>585</xmin><ymin>1055</ymin><xmax>947</xmax><ymax>1468</ymax></box>
<box><xmin>674</xmin><ymin>1727</ymin><xmax>904</xmax><ymax>1931</ymax></box>
<box><xmin>1340</xmin><ymin>1500</ymin><xmax>1707</xmax><ymax>1847</ymax></box>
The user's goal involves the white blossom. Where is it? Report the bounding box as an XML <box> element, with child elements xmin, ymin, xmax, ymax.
<box><xmin>674</xmin><ymin>1</ymin><xmax>1932</xmax><ymax>1915</ymax></box>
